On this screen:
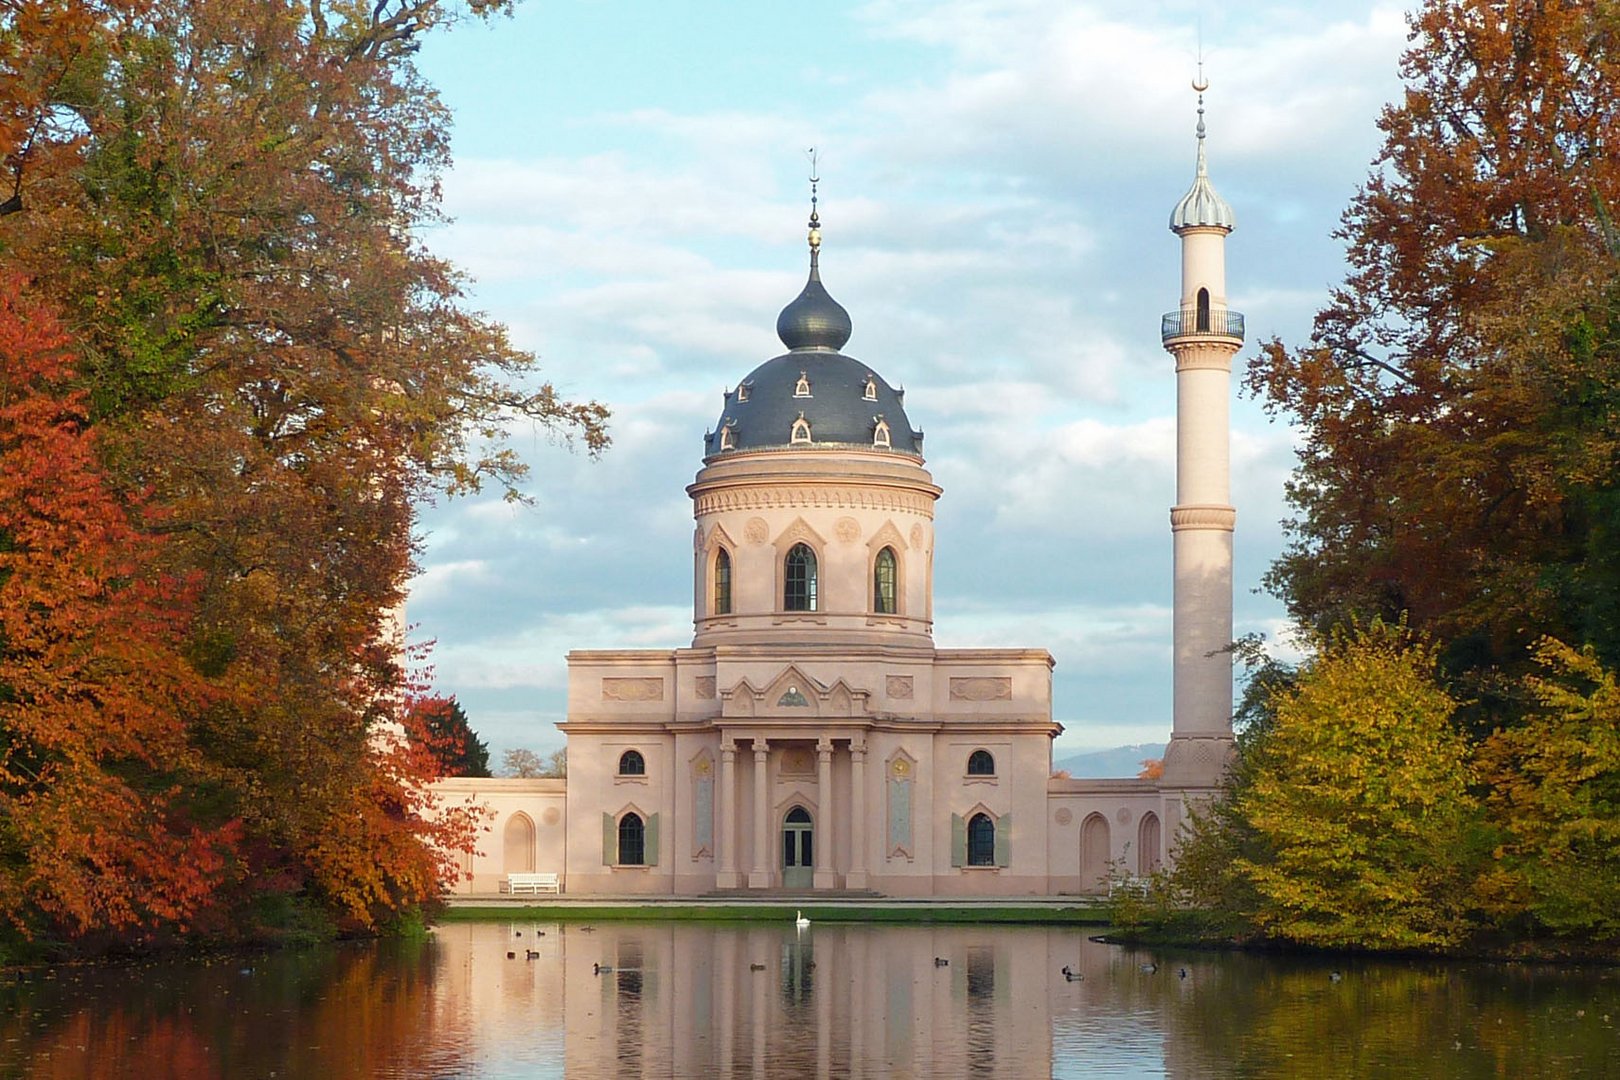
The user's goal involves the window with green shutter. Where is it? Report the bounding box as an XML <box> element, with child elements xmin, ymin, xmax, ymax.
<box><xmin>645</xmin><ymin>812</ymin><xmax>659</xmax><ymax>867</ymax></box>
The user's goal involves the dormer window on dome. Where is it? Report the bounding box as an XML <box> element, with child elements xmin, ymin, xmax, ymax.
<box><xmin>863</xmin><ymin>375</ymin><xmax>877</xmax><ymax>401</ymax></box>
<box><xmin>719</xmin><ymin>421</ymin><xmax>736</xmax><ymax>451</ymax></box>
<box><xmin>873</xmin><ymin>417</ymin><xmax>891</xmax><ymax>449</ymax></box>
<box><xmin>737</xmin><ymin>382</ymin><xmax>750</xmax><ymax>403</ymax></box>
<box><xmin>794</xmin><ymin>372</ymin><xmax>812</xmax><ymax>398</ymax></box>
<box><xmin>790</xmin><ymin>412</ymin><xmax>812</xmax><ymax>444</ymax></box>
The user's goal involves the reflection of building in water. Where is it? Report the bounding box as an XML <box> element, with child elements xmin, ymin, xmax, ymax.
<box><xmin>429</xmin><ymin>923</ymin><xmax>1061</xmax><ymax>1077</ymax></box>
<box><xmin>436</xmin><ymin>85</ymin><xmax>1242</xmax><ymax>897</ymax></box>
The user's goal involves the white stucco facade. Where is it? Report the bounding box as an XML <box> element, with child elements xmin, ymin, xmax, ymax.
<box><xmin>435</xmin><ymin>95</ymin><xmax>1238</xmax><ymax>898</ymax></box>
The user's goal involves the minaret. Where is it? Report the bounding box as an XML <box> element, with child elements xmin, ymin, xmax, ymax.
<box><xmin>1160</xmin><ymin>74</ymin><xmax>1241</xmax><ymax>797</ymax></box>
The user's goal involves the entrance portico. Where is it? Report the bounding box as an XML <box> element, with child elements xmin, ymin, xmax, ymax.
<box><xmin>715</xmin><ymin>730</ymin><xmax>867</xmax><ymax>891</ymax></box>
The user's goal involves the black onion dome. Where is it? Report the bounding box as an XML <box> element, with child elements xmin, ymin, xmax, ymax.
<box><xmin>707</xmin><ymin>351</ymin><xmax>922</xmax><ymax>457</ymax></box>
<box><xmin>776</xmin><ymin>258</ymin><xmax>852</xmax><ymax>351</ymax></box>
<box><xmin>706</xmin><ymin>203</ymin><xmax>921</xmax><ymax>458</ymax></box>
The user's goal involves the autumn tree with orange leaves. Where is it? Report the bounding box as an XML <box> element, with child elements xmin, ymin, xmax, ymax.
<box><xmin>0</xmin><ymin>0</ymin><xmax>603</xmax><ymax>951</ymax></box>
<box><xmin>1248</xmin><ymin>0</ymin><xmax>1620</xmax><ymax>729</ymax></box>
<box><xmin>0</xmin><ymin>279</ymin><xmax>238</xmax><ymax>944</ymax></box>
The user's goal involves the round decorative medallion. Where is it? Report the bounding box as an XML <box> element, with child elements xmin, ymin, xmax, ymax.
<box><xmin>542</xmin><ymin>807</ymin><xmax>561</xmax><ymax>827</ymax></box>
<box><xmin>909</xmin><ymin>523</ymin><xmax>926</xmax><ymax>549</ymax></box>
<box><xmin>892</xmin><ymin>759</ymin><xmax>910</xmax><ymax>777</ymax></box>
<box><xmin>744</xmin><ymin>517</ymin><xmax>769</xmax><ymax>545</ymax></box>
<box><xmin>1054</xmin><ymin>808</ymin><xmax>1073</xmax><ymax>826</ymax></box>
<box><xmin>835</xmin><ymin>516</ymin><xmax>860</xmax><ymax>543</ymax></box>
<box><xmin>1116</xmin><ymin>807</ymin><xmax>1133</xmax><ymax>825</ymax></box>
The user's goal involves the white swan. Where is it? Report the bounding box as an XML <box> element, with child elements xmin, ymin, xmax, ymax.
<box><xmin>795</xmin><ymin>910</ymin><xmax>810</xmax><ymax>930</ymax></box>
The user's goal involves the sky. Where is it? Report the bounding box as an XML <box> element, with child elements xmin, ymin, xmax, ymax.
<box><xmin>406</xmin><ymin>0</ymin><xmax>1412</xmax><ymax>763</ymax></box>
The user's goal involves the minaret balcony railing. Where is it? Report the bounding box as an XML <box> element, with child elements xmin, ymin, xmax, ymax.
<box><xmin>1161</xmin><ymin>308</ymin><xmax>1245</xmax><ymax>345</ymax></box>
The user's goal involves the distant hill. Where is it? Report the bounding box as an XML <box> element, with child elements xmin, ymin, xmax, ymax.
<box><xmin>1054</xmin><ymin>743</ymin><xmax>1166</xmax><ymax>779</ymax></box>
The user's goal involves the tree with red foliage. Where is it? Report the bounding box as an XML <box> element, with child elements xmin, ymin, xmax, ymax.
<box><xmin>0</xmin><ymin>277</ymin><xmax>238</xmax><ymax>941</ymax></box>
<box><xmin>407</xmin><ymin>695</ymin><xmax>491</xmax><ymax>778</ymax></box>
<box><xmin>0</xmin><ymin>0</ymin><xmax>604</xmax><ymax>941</ymax></box>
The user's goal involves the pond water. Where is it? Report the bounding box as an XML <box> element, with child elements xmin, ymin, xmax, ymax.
<box><xmin>3</xmin><ymin>920</ymin><xmax>1617</xmax><ymax>1078</ymax></box>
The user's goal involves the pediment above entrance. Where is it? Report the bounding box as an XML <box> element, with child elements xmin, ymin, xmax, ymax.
<box><xmin>719</xmin><ymin>663</ymin><xmax>873</xmax><ymax>718</ymax></box>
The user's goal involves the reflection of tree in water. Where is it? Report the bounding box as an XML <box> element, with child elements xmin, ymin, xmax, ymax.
<box><xmin>0</xmin><ymin>940</ymin><xmax>470</xmax><ymax>1079</ymax></box>
<box><xmin>965</xmin><ymin>946</ymin><xmax>997</xmax><ymax>1075</ymax></box>
<box><xmin>1155</xmin><ymin>954</ymin><xmax>1620</xmax><ymax>1076</ymax></box>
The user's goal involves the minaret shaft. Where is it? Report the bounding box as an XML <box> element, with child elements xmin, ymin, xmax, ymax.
<box><xmin>1161</xmin><ymin>86</ymin><xmax>1241</xmax><ymax>794</ymax></box>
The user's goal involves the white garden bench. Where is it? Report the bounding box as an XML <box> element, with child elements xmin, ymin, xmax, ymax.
<box><xmin>1108</xmin><ymin>877</ymin><xmax>1150</xmax><ymax>898</ymax></box>
<box><xmin>505</xmin><ymin>872</ymin><xmax>561</xmax><ymax>895</ymax></box>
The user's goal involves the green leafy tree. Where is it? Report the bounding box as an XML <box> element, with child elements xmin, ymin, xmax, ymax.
<box><xmin>1477</xmin><ymin>639</ymin><xmax>1620</xmax><ymax>940</ymax></box>
<box><xmin>1166</xmin><ymin>623</ymin><xmax>1483</xmax><ymax>951</ymax></box>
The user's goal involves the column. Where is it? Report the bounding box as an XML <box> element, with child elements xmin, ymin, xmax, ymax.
<box><xmin>814</xmin><ymin>739</ymin><xmax>835</xmax><ymax>889</ymax></box>
<box><xmin>847</xmin><ymin>740</ymin><xmax>868</xmax><ymax>890</ymax></box>
<box><xmin>718</xmin><ymin>740</ymin><xmax>738</xmax><ymax>889</ymax></box>
<box><xmin>749</xmin><ymin>740</ymin><xmax>772</xmax><ymax>888</ymax></box>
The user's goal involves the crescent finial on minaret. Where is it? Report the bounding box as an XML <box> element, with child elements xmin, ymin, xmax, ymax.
<box><xmin>1170</xmin><ymin>64</ymin><xmax>1234</xmax><ymax>232</ymax></box>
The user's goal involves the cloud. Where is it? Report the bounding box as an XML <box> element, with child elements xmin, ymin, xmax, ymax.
<box><xmin>407</xmin><ymin>1</ymin><xmax>1406</xmax><ymax>764</ymax></box>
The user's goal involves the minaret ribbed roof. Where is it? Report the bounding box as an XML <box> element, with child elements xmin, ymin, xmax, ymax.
<box><xmin>1170</xmin><ymin>84</ymin><xmax>1235</xmax><ymax>233</ymax></box>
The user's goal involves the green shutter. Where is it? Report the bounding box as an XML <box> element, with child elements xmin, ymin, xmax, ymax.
<box><xmin>951</xmin><ymin>813</ymin><xmax>965</xmax><ymax>868</ymax></box>
<box><xmin>646</xmin><ymin>812</ymin><xmax>660</xmax><ymax>867</ymax></box>
<box><xmin>603</xmin><ymin>812</ymin><xmax>616</xmax><ymax>866</ymax></box>
<box><xmin>995</xmin><ymin>812</ymin><xmax>1011</xmax><ymax>868</ymax></box>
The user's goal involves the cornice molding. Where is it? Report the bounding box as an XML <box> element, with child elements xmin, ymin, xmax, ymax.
<box><xmin>692</xmin><ymin>485</ymin><xmax>938</xmax><ymax>517</ymax></box>
<box><xmin>1170</xmin><ymin>504</ymin><xmax>1237</xmax><ymax>532</ymax></box>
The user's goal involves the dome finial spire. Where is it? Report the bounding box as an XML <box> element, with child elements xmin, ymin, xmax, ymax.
<box><xmin>806</xmin><ymin>147</ymin><xmax>822</xmax><ymax>277</ymax></box>
<box><xmin>776</xmin><ymin>148</ymin><xmax>853</xmax><ymax>350</ymax></box>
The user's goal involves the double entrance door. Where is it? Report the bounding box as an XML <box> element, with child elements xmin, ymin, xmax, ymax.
<box><xmin>782</xmin><ymin>805</ymin><xmax>813</xmax><ymax>888</ymax></box>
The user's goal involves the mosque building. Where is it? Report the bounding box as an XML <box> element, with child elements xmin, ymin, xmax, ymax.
<box><xmin>435</xmin><ymin>86</ymin><xmax>1243</xmax><ymax>897</ymax></box>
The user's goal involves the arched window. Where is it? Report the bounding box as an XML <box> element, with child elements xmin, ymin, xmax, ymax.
<box><xmin>874</xmin><ymin>547</ymin><xmax>898</xmax><ymax>614</ymax></box>
<box><xmin>790</xmin><ymin>413</ymin><xmax>812</xmax><ymax>444</ymax></box>
<box><xmin>719</xmin><ymin>424</ymin><xmax>735</xmax><ymax>451</ymax></box>
<box><xmin>784</xmin><ymin>543</ymin><xmax>818</xmax><ymax>611</ymax></box>
<box><xmin>737</xmin><ymin>382</ymin><xmax>750</xmax><ymax>402</ymax></box>
<box><xmin>873</xmin><ymin>418</ymin><xmax>891</xmax><ymax>449</ymax></box>
<box><xmin>863</xmin><ymin>375</ymin><xmax>878</xmax><ymax>401</ymax></box>
<box><xmin>967</xmin><ymin>813</ymin><xmax>995</xmax><ymax>866</ymax></box>
<box><xmin>1196</xmin><ymin>287</ymin><xmax>1211</xmax><ymax>332</ymax></box>
<box><xmin>618</xmin><ymin>812</ymin><xmax>645</xmax><ymax>865</ymax></box>
<box><xmin>618</xmin><ymin>750</ymin><xmax>645</xmax><ymax>776</ymax></box>
<box><xmin>713</xmin><ymin>549</ymin><xmax>732</xmax><ymax>615</ymax></box>
<box><xmin>967</xmin><ymin>749</ymin><xmax>995</xmax><ymax>776</ymax></box>
<box><xmin>794</xmin><ymin>371</ymin><xmax>812</xmax><ymax>397</ymax></box>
